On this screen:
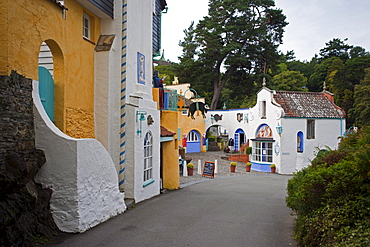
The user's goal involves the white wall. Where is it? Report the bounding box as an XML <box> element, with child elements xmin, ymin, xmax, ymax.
<box><xmin>33</xmin><ymin>81</ymin><xmax>126</xmax><ymax>233</ymax></box>
<box><xmin>123</xmin><ymin>0</ymin><xmax>161</xmax><ymax>203</ymax></box>
<box><xmin>205</xmin><ymin>87</ymin><xmax>345</xmax><ymax>174</ymax></box>
<box><xmin>94</xmin><ymin>0</ymin><xmax>122</xmax><ymax>167</ymax></box>
<box><xmin>280</xmin><ymin>118</ymin><xmax>344</xmax><ymax>174</ymax></box>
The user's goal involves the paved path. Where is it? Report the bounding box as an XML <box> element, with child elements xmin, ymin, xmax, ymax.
<box><xmin>180</xmin><ymin>151</ymin><xmax>269</xmax><ymax>186</ymax></box>
<box><xmin>47</xmin><ymin>156</ymin><xmax>297</xmax><ymax>247</ymax></box>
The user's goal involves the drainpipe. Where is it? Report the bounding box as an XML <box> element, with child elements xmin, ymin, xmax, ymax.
<box><xmin>119</xmin><ymin>0</ymin><xmax>128</xmax><ymax>191</ymax></box>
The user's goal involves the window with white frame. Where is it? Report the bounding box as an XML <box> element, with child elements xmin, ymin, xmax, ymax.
<box><xmin>83</xmin><ymin>14</ymin><xmax>90</xmax><ymax>39</ymax></box>
<box><xmin>252</xmin><ymin>141</ymin><xmax>273</xmax><ymax>162</ymax></box>
<box><xmin>143</xmin><ymin>132</ymin><xmax>153</xmax><ymax>182</ymax></box>
<box><xmin>307</xmin><ymin>119</ymin><xmax>315</xmax><ymax>139</ymax></box>
<box><xmin>187</xmin><ymin>131</ymin><xmax>199</xmax><ymax>142</ymax></box>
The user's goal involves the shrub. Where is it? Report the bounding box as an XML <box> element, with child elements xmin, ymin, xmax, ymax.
<box><xmin>286</xmin><ymin>126</ymin><xmax>370</xmax><ymax>246</ymax></box>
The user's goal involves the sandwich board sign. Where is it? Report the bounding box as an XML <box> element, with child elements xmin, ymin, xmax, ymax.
<box><xmin>202</xmin><ymin>161</ymin><xmax>215</xmax><ymax>178</ymax></box>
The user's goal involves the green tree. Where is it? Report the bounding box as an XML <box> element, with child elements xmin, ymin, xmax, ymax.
<box><xmin>178</xmin><ymin>0</ymin><xmax>287</xmax><ymax>109</ymax></box>
<box><xmin>350</xmin><ymin>46</ymin><xmax>370</xmax><ymax>58</ymax></box>
<box><xmin>319</xmin><ymin>38</ymin><xmax>353</xmax><ymax>61</ymax></box>
<box><xmin>350</xmin><ymin>68</ymin><xmax>370</xmax><ymax>127</ymax></box>
<box><xmin>272</xmin><ymin>71</ymin><xmax>308</xmax><ymax>91</ymax></box>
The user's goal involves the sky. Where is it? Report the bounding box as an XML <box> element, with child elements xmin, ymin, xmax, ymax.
<box><xmin>161</xmin><ymin>0</ymin><xmax>370</xmax><ymax>63</ymax></box>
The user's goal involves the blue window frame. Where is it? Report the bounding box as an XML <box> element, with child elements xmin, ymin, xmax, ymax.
<box><xmin>297</xmin><ymin>131</ymin><xmax>304</xmax><ymax>152</ymax></box>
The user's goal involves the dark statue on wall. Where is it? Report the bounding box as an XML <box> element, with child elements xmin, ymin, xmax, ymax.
<box><xmin>188</xmin><ymin>102</ymin><xmax>209</xmax><ymax>120</ymax></box>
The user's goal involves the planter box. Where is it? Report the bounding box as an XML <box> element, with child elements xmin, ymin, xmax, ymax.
<box><xmin>228</xmin><ymin>154</ymin><xmax>250</xmax><ymax>163</ymax></box>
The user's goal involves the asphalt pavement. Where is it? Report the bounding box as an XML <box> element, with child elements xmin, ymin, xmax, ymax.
<box><xmin>46</xmin><ymin>167</ymin><xmax>297</xmax><ymax>247</ymax></box>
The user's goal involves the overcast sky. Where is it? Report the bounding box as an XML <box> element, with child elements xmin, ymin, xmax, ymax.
<box><xmin>161</xmin><ymin>0</ymin><xmax>370</xmax><ymax>63</ymax></box>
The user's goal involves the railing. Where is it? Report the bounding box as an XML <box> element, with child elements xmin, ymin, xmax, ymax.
<box><xmin>163</xmin><ymin>89</ymin><xmax>179</xmax><ymax>111</ymax></box>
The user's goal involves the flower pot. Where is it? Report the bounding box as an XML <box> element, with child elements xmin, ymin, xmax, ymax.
<box><xmin>187</xmin><ymin>167</ymin><xmax>194</xmax><ymax>176</ymax></box>
<box><xmin>230</xmin><ymin>166</ymin><xmax>236</xmax><ymax>173</ymax></box>
<box><xmin>246</xmin><ymin>166</ymin><xmax>251</xmax><ymax>172</ymax></box>
<box><xmin>271</xmin><ymin>167</ymin><xmax>276</xmax><ymax>173</ymax></box>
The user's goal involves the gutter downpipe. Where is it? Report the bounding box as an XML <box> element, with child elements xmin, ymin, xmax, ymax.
<box><xmin>119</xmin><ymin>0</ymin><xmax>127</xmax><ymax>191</ymax></box>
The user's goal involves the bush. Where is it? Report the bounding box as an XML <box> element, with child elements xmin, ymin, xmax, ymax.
<box><xmin>286</xmin><ymin>126</ymin><xmax>370</xmax><ymax>246</ymax></box>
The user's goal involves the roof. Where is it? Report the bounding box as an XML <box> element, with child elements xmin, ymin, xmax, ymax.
<box><xmin>160</xmin><ymin>126</ymin><xmax>176</xmax><ymax>137</ymax></box>
<box><xmin>273</xmin><ymin>91</ymin><xmax>346</xmax><ymax>118</ymax></box>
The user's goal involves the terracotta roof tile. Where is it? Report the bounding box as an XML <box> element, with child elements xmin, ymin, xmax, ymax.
<box><xmin>160</xmin><ymin>126</ymin><xmax>176</xmax><ymax>137</ymax></box>
<box><xmin>273</xmin><ymin>91</ymin><xmax>346</xmax><ymax>118</ymax></box>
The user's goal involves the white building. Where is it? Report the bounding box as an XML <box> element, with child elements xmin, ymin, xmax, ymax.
<box><xmin>206</xmin><ymin>86</ymin><xmax>346</xmax><ymax>174</ymax></box>
<box><xmin>33</xmin><ymin>0</ymin><xmax>165</xmax><ymax>232</ymax></box>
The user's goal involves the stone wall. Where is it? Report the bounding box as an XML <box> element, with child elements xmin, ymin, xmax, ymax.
<box><xmin>0</xmin><ymin>71</ymin><xmax>59</xmax><ymax>246</ymax></box>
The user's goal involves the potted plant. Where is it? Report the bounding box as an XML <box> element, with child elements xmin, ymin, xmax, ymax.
<box><xmin>187</xmin><ymin>163</ymin><xmax>194</xmax><ymax>176</ymax></box>
<box><xmin>246</xmin><ymin>162</ymin><xmax>252</xmax><ymax>172</ymax></box>
<box><xmin>230</xmin><ymin>162</ymin><xmax>237</xmax><ymax>172</ymax></box>
<box><xmin>245</xmin><ymin>147</ymin><xmax>252</xmax><ymax>155</ymax></box>
<box><xmin>179</xmin><ymin>146</ymin><xmax>185</xmax><ymax>159</ymax></box>
<box><xmin>270</xmin><ymin>164</ymin><xmax>276</xmax><ymax>173</ymax></box>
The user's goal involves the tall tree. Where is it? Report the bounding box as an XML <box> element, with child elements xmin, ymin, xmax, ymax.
<box><xmin>351</xmin><ymin>68</ymin><xmax>370</xmax><ymax>127</ymax></box>
<box><xmin>178</xmin><ymin>0</ymin><xmax>287</xmax><ymax>109</ymax></box>
<box><xmin>319</xmin><ymin>38</ymin><xmax>353</xmax><ymax>61</ymax></box>
<box><xmin>272</xmin><ymin>71</ymin><xmax>308</xmax><ymax>91</ymax></box>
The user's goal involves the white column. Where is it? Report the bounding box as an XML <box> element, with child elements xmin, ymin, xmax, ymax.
<box><xmin>183</xmin><ymin>160</ymin><xmax>188</xmax><ymax>177</ymax></box>
<box><xmin>215</xmin><ymin>159</ymin><xmax>218</xmax><ymax>174</ymax></box>
<box><xmin>197</xmin><ymin>159</ymin><xmax>202</xmax><ymax>174</ymax></box>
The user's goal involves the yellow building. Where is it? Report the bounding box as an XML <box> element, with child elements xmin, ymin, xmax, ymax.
<box><xmin>0</xmin><ymin>0</ymin><xmax>105</xmax><ymax>138</ymax></box>
<box><xmin>153</xmin><ymin>83</ymin><xmax>207</xmax><ymax>190</ymax></box>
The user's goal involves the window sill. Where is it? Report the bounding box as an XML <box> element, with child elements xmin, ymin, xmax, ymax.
<box><xmin>143</xmin><ymin>179</ymin><xmax>155</xmax><ymax>187</ymax></box>
<box><xmin>83</xmin><ymin>36</ymin><xmax>96</xmax><ymax>45</ymax></box>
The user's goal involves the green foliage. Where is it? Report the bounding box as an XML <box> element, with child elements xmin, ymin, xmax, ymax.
<box><xmin>350</xmin><ymin>68</ymin><xmax>370</xmax><ymax>127</ymax></box>
<box><xmin>319</xmin><ymin>38</ymin><xmax>353</xmax><ymax>61</ymax></box>
<box><xmin>177</xmin><ymin>0</ymin><xmax>288</xmax><ymax>109</ymax></box>
<box><xmin>272</xmin><ymin>71</ymin><xmax>308</xmax><ymax>91</ymax></box>
<box><xmin>286</xmin><ymin>127</ymin><xmax>370</xmax><ymax>246</ymax></box>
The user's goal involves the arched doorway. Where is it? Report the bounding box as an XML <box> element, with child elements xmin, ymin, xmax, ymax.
<box><xmin>38</xmin><ymin>40</ymin><xmax>65</xmax><ymax>131</ymax></box>
<box><xmin>234</xmin><ymin>128</ymin><xmax>246</xmax><ymax>151</ymax></box>
<box><xmin>186</xmin><ymin>130</ymin><xmax>201</xmax><ymax>153</ymax></box>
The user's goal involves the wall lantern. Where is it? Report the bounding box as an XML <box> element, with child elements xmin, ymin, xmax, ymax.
<box><xmin>204</xmin><ymin>116</ymin><xmax>215</xmax><ymax>124</ymax></box>
<box><xmin>136</xmin><ymin>111</ymin><xmax>147</xmax><ymax>137</ymax></box>
<box><xmin>276</xmin><ymin>123</ymin><xmax>283</xmax><ymax>137</ymax></box>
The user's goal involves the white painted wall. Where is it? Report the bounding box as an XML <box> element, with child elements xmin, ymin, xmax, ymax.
<box><xmin>94</xmin><ymin>0</ymin><xmax>122</xmax><ymax>167</ymax></box>
<box><xmin>206</xmin><ymin>87</ymin><xmax>345</xmax><ymax>175</ymax></box>
<box><xmin>123</xmin><ymin>0</ymin><xmax>161</xmax><ymax>202</ymax></box>
<box><xmin>33</xmin><ymin>81</ymin><xmax>126</xmax><ymax>233</ymax></box>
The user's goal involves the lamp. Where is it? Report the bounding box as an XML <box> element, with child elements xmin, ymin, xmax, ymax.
<box><xmin>136</xmin><ymin>111</ymin><xmax>147</xmax><ymax>137</ymax></box>
<box><xmin>204</xmin><ymin>116</ymin><xmax>215</xmax><ymax>124</ymax></box>
<box><xmin>276</xmin><ymin>123</ymin><xmax>283</xmax><ymax>137</ymax></box>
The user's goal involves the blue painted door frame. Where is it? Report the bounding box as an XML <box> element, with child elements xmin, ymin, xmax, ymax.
<box><xmin>186</xmin><ymin>130</ymin><xmax>201</xmax><ymax>153</ymax></box>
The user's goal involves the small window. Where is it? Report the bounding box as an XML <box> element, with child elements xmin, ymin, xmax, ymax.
<box><xmin>143</xmin><ymin>132</ymin><xmax>153</xmax><ymax>182</ymax></box>
<box><xmin>297</xmin><ymin>131</ymin><xmax>304</xmax><ymax>152</ymax></box>
<box><xmin>187</xmin><ymin>131</ymin><xmax>199</xmax><ymax>142</ymax></box>
<box><xmin>83</xmin><ymin>14</ymin><xmax>90</xmax><ymax>39</ymax></box>
<box><xmin>259</xmin><ymin>100</ymin><xmax>266</xmax><ymax>119</ymax></box>
<box><xmin>307</xmin><ymin>119</ymin><xmax>315</xmax><ymax>139</ymax></box>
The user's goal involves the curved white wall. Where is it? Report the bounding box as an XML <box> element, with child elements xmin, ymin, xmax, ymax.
<box><xmin>32</xmin><ymin>81</ymin><xmax>126</xmax><ymax>233</ymax></box>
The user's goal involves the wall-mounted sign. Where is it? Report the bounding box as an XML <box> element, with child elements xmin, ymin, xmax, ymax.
<box><xmin>137</xmin><ymin>52</ymin><xmax>145</xmax><ymax>84</ymax></box>
<box><xmin>237</xmin><ymin>113</ymin><xmax>243</xmax><ymax>122</ymax></box>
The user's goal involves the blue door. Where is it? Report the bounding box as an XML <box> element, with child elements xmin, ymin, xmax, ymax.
<box><xmin>38</xmin><ymin>66</ymin><xmax>54</xmax><ymax>122</ymax></box>
<box><xmin>234</xmin><ymin>128</ymin><xmax>245</xmax><ymax>151</ymax></box>
<box><xmin>186</xmin><ymin>130</ymin><xmax>201</xmax><ymax>153</ymax></box>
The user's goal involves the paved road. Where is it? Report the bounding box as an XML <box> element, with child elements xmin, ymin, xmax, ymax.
<box><xmin>47</xmin><ymin>174</ymin><xmax>297</xmax><ymax>247</ymax></box>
